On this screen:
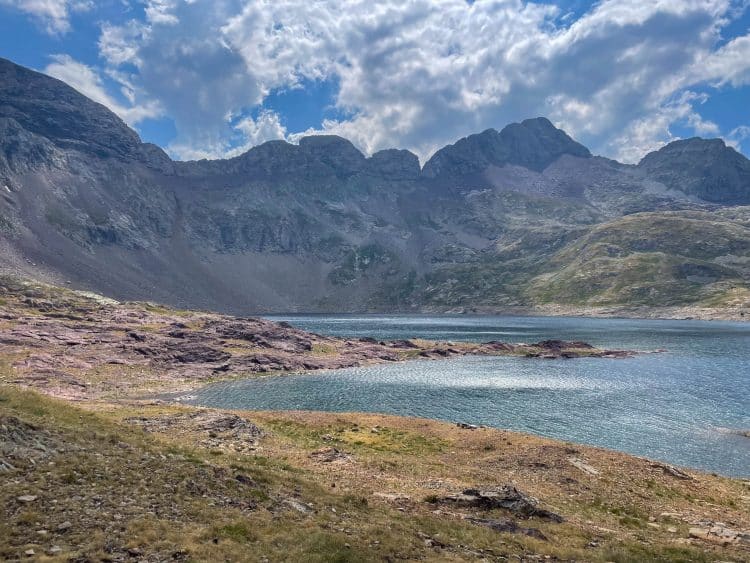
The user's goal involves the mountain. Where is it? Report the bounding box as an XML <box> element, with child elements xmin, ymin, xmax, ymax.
<box><xmin>422</xmin><ymin>117</ymin><xmax>591</xmax><ymax>182</ymax></box>
<box><xmin>1</xmin><ymin>57</ymin><xmax>749</xmax><ymax>315</ymax></box>
<box><xmin>0</xmin><ymin>56</ymin><xmax>170</xmax><ymax>167</ymax></box>
<box><xmin>638</xmin><ymin>137</ymin><xmax>750</xmax><ymax>204</ymax></box>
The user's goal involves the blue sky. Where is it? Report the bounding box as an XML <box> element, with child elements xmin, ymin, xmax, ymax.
<box><xmin>0</xmin><ymin>0</ymin><xmax>748</xmax><ymax>163</ymax></box>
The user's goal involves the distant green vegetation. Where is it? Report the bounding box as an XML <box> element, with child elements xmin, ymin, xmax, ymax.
<box><xmin>410</xmin><ymin>210</ymin><xmax>750</xmax><ymax>310</ymax></box>
<box><xmin>527</xmin><ymin>212</ymin><xmax>750</xmax><ymax>306</ymax></box>
<box><xmin>328</xmin><ymin>244</ymin><xmax>397</xmax><ymax>286</ymax></box>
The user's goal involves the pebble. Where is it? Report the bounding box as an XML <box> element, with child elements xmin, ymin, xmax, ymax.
<box><xmin>17</xmin><ymin>495</ymin><xmax>38</xmax><ymax>503</ymax></box>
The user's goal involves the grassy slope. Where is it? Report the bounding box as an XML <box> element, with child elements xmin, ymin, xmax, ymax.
<box><xmin>417</xmin><ymin>209</ymin><xmax>750</xmax><ymax>315</ymax></box>
<box><xmin>2</xmin><ymin>386</ymin><xmax>749</xmax><ymax>562</ymax></box>
<box><xmin>528</xmin><ymin>211</ymin><xmax>750</xmax><ymax>307</ymax></box>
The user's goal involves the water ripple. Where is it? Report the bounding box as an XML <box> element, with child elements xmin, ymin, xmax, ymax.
<box><xmin>178</xmin><ymin>315</ymin><xmax>750</xmax><ymax>477</ymax></box>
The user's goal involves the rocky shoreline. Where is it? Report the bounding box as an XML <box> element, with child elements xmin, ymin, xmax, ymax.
<box><xmin>0</xmin><ymin>277</ymin><xmax>638</xmax><ymax>402</ymax></box>
<box><xmin>2</xmin><ymin>278</ymin><xmax>749</xmax><ymax>562</ymax></box>
<box><xmin>426</xmin><ymin>303</ymin><xmax>750</xmax><ymax>322</ymax></box>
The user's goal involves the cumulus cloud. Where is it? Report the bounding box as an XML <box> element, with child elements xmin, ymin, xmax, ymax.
<box><xmin>169</xmin><ymin>110</ymin><xmax>288</xmax><ymax>160</ymax></box>
<box><xmin>143</xmin><ymin>0</ymin><xmax>180</xmax><ymax>25</ymax></box>
<box><xmin>608</xmin><ymin>91</ymin><xmax>720</xmax><ymax>163</ymax></box>
<box><xmin>231</xmin><ymin>110</ymin><xmax>287</xmax><ymax>154</ymax></box>
<box><xmin>0</xmin><ymin>0</ymin><xmax>92</xmax><ymax>34</ymax></box>
<box><xmin>693</xmin><ymin>34</ymin><xmax>750</xmax><ymax>87</ymax></box>
<box><xmin>44</xmin><ymin>54</ymin><xmax>162</xmax><ymax>126</ymax></box>
<box><xmin>80</xmin><ymin>0</ymin><xmax>750</xmax><ymax>162</ymax></box>
<box><xmin>98</xmin><ymin>2</ymin><xmax>268</xmax><ymax>158</ymax></box>
<box><xmin>726</xmin><ymin>124</ymin><xmax>750</xmax><ymax>152</ymax></box>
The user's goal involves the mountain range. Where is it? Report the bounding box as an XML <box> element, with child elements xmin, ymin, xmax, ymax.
<box><xmin>1</xmin><ymin>57</ymin><xmax>749</xmax><ymax>315</ymax></box>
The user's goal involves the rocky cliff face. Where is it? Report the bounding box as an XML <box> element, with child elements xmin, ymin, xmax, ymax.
<box><xmin>0</xmin><ymin>58</ymin><xmax>168</xmax><ymax>165</ymax></box>
<box><xmin>1</xmin><ymin>57</ymin><xmax>749</xmax><ymax>313</ymax></box>
<box><xmin>421</xmin><ymin>118</ymin><xmax>592</xmax><ymax>183</ymax></box>
<box><xmin>638</xmin><ymin>138</ymin><xmax>750</xmax><ymax>204</ymax></box>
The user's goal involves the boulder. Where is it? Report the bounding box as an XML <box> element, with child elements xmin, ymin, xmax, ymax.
<box><xmin>433</xmin><ymin>486</ymin><xmax>563</xmax><ymax>522</ymax></box>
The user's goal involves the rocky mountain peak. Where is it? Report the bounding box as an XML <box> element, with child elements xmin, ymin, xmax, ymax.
<box><xmin>366</xmin><ymin>149</ymin><xmax>421</xmax><ymax>180</ymax></box>
<box><xmin>0</xmin><ymin>57</ymin><xmax>146</xmax><ymax>162</ymax></box>
<box><xmin>298</xmin><ymin>134</ymin><xmax>361</xmax><ymax>153</ymax></box>
<box><xmin>500</xmin><ymin>117</ymin><xmax>591</xmax><ymax>170</ymax></box>
<box><xmin>421</xmin><ymin>117</ymin><xmax>591</xmax><ymax>181</ymax></box>
<box><xmin>298</xmin><ymin>135</ymin><xmax>366</xmax><ymax>176</ymax></box>
<box><xmin>638</xmin><ymin>137</ymin><xmax>750</xmax><ymax>204</ymax></box>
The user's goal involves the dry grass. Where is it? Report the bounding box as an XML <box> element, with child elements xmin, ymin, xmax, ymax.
<box><xmin>2</xmin><ymin>388</ymin><xmax>744</xmax><ymax>561</ymax></box>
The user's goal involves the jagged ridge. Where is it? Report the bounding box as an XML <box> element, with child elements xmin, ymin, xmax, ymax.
<box><xmin>0</xmin><ymin>57</ymin><xmax>749</xmax><ymax>315</ymax></box>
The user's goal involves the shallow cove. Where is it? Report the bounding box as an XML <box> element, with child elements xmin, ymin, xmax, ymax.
<box><xmin>174</xmin><ymin>315</ymin><xmax>750</xmax><ymax>477</ymax></box>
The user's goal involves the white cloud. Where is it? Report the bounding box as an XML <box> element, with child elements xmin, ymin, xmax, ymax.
<box><xmin>692</xmin><ymin>34</ymin><xmax>750</xmax><ymax>87</ymax></box>
<box><xmin>98</xmin><ymin>21</ymin><xmax>145</xmax><ymax>66</ymax></box>
<box><xmin>98</xmin><ymin>2</ymin><xmax>266</xmax><ymax>156</ymax></box>
<box><xmin>44</xmin><ymin>54</ymin><xmax>162</xmax><ymax>126</ymax></box>
<box><xmin>144</xmin><ymin>0</ymin><xmax>179</xmax><ymax>25</ymax></box>
<box><xmin>608</xmin><ymin>91</ymin><xmax>720</xmax><ymax>163</ymax></box>
<box><xmin>726</xmin><ymin>124</ymin><xmax>750</xmax><ymax>152</ymax></box>
<box><xmin>229</xmin><ymin>110</ymin><xmax>287</xmax><ymax>154</ymax></box>
<box><xmin>168</xmin><ymin>109</ymin><xmax>288</xmax><ymax>160</ymax></box>
<box><xmin>87</xmin><ymin>0</ymin><xmax>750</xmax><ymax>162</ymax></box>
<box><xmin>0</xmin><ymin>0</ymin><xmax>92</xmax><ymax>34</ymax></box>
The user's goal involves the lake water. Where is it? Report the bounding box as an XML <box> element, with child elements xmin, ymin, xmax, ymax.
<box><xmin>178</xmin><ymin>315</ymin><xmax>750</xmax><ymax>477</ymax></box>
